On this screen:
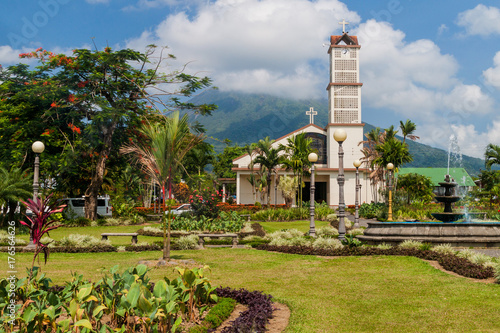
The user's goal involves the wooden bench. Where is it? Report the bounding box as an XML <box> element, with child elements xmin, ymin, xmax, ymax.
<box><xmin>197</xmin><ymin>233</ymin><xmax>239</xmax><ymax>249</ymax></box>
<box><xmin>101</xmin><ymin>233</ymin><xmax>138</xmax><ymax>244</ymax></box>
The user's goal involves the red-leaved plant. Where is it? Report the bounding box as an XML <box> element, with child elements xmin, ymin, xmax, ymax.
<box><xmin>20</xmin><ymin>194</ymin><xmax>65</xmax><ymax>281</ymax></box>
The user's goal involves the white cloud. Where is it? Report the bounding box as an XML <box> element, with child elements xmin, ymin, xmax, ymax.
<box><xmin>126</xmin><ymin>0</ymin><xmax>360</xmax><ymax>98</ymax></box>
<box><xmin>354</xmin><ymin>20</ymin><xmax>494</xmax><ymax>124</ymax></box>
<box><xmin>483</xmin><ymin>51</ymin><xmax>500</xmax><ymax>90</ymax></box>
<box><xmin>456</xmin><ymin>4</ymin><xmax>500</xmax><ymax>37</ymax></box>
<box><xmin>437</xmin><ymin>24</ymin><xmax>448</xmax><ymax>36</ymax></box>
<box><xmin>0</xmin><ymin>45</ymin><xmax>25</xmax><ymax>64</ymax></box>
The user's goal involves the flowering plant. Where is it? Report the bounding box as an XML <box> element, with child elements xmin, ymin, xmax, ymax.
<box><xmin>189</xmin><ymin>187</ymin><xmax>222</xmax><ymax>219</ymax></box>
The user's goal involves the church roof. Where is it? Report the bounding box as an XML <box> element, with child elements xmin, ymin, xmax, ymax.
<box><xmin>396</xmin><ymin>168</ymin><xmax>476</xmax><ymax>187</ymax></box>
<box><xmin>330</xmin><ymin>33</ymin><xmax>359</xmax><ymax>46</ymax></box>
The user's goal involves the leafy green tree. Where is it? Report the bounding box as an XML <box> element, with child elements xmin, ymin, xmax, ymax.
<box><xmin>477</xmin><ymin>169</ymin><xmax>500</xmax><ymax>208</ymax></box>
<box><xmin>121</xmin><ymin>111</ymin><xmax>202</xmax><ymax>260</ymax></box>
<box><xmin>8</xmin><ymin>47</ymin><xmax>215</xmax><ymax>220</ymax></box>
<box><xmin>0</xmin><ymin>166</ymin><xmax>33</xmax><ymax>226</ymax></box>
<box><xmin>253</xmin><ymin>137</ymin><xmax>285</xmax><ymax>207</ymax></box>
<box><xmin>212</xmin><ymin>141</ymin><xmax>246</xmax><ymax>179</ymax></box>
<box><xmin>373</xmin><ymin>138</ymin><xmax>413</xmax><ymax>171</ymax></box>
<box><xmin>396</xmin><ymin>173</ymin><xmax>434</xmax><ymax>204</ymax></box>
<box><xmin>485</xmin><ymin>143</ymin><xmax>500</xmax><ymax>170</ymax></box>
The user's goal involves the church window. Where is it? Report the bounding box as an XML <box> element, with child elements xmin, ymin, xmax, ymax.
<box><xmin>305</xmin><ymin>133</ymin><xmax>327</xmax><ymax>164</ymax></box>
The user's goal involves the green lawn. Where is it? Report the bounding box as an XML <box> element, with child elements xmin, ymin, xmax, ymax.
<box><xmin>3</xmin><ymin>248</ymin><xmax>499</xmax><ymax>332</ymax></box>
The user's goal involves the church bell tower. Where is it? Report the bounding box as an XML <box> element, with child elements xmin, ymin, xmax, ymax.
<box><xmin>326</xmin><ymin>20</ymin><xmax>364</xmax><ymax>169</ymax></box>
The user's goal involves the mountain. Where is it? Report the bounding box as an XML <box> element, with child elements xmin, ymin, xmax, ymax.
<box><xmin>190</xmin><ymin>90</ymin><xmax>485</xmax><ymax>176</ymax></box>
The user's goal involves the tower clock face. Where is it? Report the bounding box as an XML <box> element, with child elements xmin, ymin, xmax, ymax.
<box><xmin>341</xmin><ymin>48</ymin><xmax>350</xmax><ymax>58</ymax></box>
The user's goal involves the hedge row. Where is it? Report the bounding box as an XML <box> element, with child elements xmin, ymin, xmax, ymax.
<box><xmin>256</xmin><ymin>244</ymin><xmax>495</xmax><ymax>279</ymax></box>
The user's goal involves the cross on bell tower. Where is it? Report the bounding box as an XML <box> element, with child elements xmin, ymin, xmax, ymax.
<box><xmin>306</xmin><ymin>107</ymin><xmax>317</xmax><ymax>124</ymax></box>
<box><xmin>339</xmin><ymin>19</ymin><xmax>349</xmax><ymax>33</ymax></box>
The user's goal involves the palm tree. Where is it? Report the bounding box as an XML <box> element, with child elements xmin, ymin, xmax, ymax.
<box><xmin>399</xmin><ymin>119</ymin><xmax>419</xmax><ymax>143</ymax></box>
<box><xmin>485</xmin><ymin>143</ymin><xmax>500</xmax><ymax>170</ymax></box>
<box><xmin>120</xmin><ymin>111</ymin><xmax>201</xmax><ymax>260</ymax></box>
<box><xmin>280</xmin><ymin>133</ymin><xmax>312</xmax><ymax>208</ymax></box>
<box><xmin>253</xmin><ymin>137</ymin><xmax>285</xmax><ymax>207</ymax></box>
<box><xmin>0</xmin><ymin>166</ymin><xmax>32</xmax><ymax>227</ymax></box>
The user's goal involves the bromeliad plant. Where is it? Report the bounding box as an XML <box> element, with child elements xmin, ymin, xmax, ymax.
<box><xmin>20</xmin><ymin>194</ymin><xmax>65</xmax><ymax>281</ymax></box>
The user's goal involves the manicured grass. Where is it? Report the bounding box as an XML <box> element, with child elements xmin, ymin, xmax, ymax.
<box><xmin>258</xmin><ymin>220</ymin><xmax>331</xmax><ymax>233</ymax></box>
<box><xmin>4</xmin><ymin>249</ymin><xmax>499</xmax><ymax>332</ymax></box>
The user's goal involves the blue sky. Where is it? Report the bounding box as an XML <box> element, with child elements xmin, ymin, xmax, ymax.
<box><xmin>2</xmin><ymin>0</ymin><xmax>500</xmax><ymax>158</ymax></box>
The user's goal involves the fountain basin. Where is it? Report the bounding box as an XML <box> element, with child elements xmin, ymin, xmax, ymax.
<box><xmin>358</xmin><ymin>222</ymin><xmax>500</xmax><ymax>248</ymax></box>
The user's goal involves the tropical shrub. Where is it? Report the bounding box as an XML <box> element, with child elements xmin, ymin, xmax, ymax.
<box><xmin>316</xmin><ymin>225</ymin><xmax>339</xmax><ymax>238</ymax></box>
<box><xmin>20</xmin><ymin>194</ymin><xmax>65</xmax><ymax>279</ymax></box>
<box><xmin>312</xmin><ymin>237</ymin><xmax>343</xmax><ymax>250</ymax></box>
<box><xmin>359</xmin><ymin>202</ymin><xmax>385</xmax><ymax>219</ymax></box>
<box><xmin>398</xmin><ymin>240</ymin><xmax>422</xmax><ymax>249</ymax></box>
<box><xmin>0</xmin><ymin>264</ymin><xmax>221</xmax><ymax>332</ymax></box>
<box><xmin>190</xmin><ymin>187</ymin><xmax>222</xmax><ymax>219</ymax></box>
<box><xmin>176</xmin><ymin>234</ymin><xmax>200</xmax><ymax>250</ymax></box>
<box><xmin>430</xmin><ymin>243</ymin><xmax>455</xmax><ymax>255</ymax></box>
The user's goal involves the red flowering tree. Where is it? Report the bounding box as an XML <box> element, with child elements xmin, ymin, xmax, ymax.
<box><xmin>1</xmin><ymin>46</ymin><xmax>216</xmax><ymax>219</ymax></box>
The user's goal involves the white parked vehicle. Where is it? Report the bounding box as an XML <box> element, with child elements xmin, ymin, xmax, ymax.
<box><xmin>62</xmin><ymin>197</ymin><xmax>112</xmax><ymax>218</ymax></box>
<box><xmin>165</xmin><ymin>204</ymin><xmax>193</xmax><ymax>216</ymax></box>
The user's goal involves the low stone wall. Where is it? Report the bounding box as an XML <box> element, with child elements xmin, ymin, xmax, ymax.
<box><xmin>358</xmin><ymin>222</ymin><xmax>500</xmax><ymax>248</ymax></box>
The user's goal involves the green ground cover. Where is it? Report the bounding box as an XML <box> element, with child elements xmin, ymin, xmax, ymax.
<box><xmin>259</xmin><ymin>220</ymin><xmax>331</xmax><ymax>233</ymax></box>
<box><xmin>3</xmin><ymin>248</ymin><xmax>499</xmax><ymax>332</ymax></box>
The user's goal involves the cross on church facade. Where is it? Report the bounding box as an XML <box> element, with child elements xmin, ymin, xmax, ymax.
<box><xmin>339</xmin><ymin>18</ymin><xmax>349</xmax><ymax>33</ymax></box>
<box><xmin>306</xmin><ymin>107</ymin><xmax>317</xmax><ymax>124</ymax></box>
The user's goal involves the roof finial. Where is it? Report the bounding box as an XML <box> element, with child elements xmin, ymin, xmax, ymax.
<box><xmin>339</xmin><ymin>18</ymin><xmax>349</xmax><ymax>34</ymax></box>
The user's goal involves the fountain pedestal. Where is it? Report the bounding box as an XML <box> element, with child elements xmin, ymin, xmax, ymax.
<box><xmin>431</xmin><ymin>175</ymin><xmax>465</xmax><ymax>222</ymax></box>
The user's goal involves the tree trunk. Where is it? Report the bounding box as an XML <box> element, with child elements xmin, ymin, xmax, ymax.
<box><xmin>84</xmin><ymin>122</ymin><xmax>116</xmax><ymax>220</ymax></box>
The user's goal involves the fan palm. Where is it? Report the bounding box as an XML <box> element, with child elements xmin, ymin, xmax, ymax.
<box><xmin>0</xmin><ymin>166</ymin><xmax>32</xmax><ymax>226</ymax></box>
<box><xmin>120</xmin><ymin>111</ymin><xmax>202</xmax><ymax>260</ymax></box>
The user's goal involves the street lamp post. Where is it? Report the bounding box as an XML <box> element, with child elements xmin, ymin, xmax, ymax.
<box><xmin>29</xmin><ymin>141</ymin><xmax>45</xmax><ymax>247</ymax></box>
<box><xmin>334</xmin><ymin>129</ymin><xmax>347</xmax><ymax>241</ymax></box>
<box><xmin>387</xmin><ymin>163</ymin><xmax>394</xmax><ymax>222</ymax></box>
<box><xmin>353</xmin><ymin>159</ymin><xmax>362</xmax><ymax>229</ymax></box>
<box><xmin>308</xmin><ymin>152</ymin><xmax>318</xmax><ymax>237</ymax></box>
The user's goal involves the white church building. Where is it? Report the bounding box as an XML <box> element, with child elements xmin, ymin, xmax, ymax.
<box><xmin>232</xmin><ymin>27</ymin><xmax>375</xmax><ymax>207</ymax></box>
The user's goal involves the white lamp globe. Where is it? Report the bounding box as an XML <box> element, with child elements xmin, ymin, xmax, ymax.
<box><xmin>32</xmin><ymin>141</ymin><xmax>45</xmax><ymax>154</ymax></box>
<box><xmin>333</xmin><ymin>129</ymin><xmax>347</xmax><ymax>142</ymax></box>
<box><xmin>308</xmin><ymin>152</ymin><xmax>318</xmax><ymax>163</ymax></box>
<box><xmin>353</xmin><ymin>159</ymin><xmax>362</xmax><ymax>168</ymax></box>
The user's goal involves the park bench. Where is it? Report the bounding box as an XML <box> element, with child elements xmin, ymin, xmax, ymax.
<box><xmin>197</xmin><ymin>233</ymin><xmax>239</xmax><ymax>249</ymax></box>
<box><xmin>101</xmin><ymin>233</ymin><xmax>138</xmax><ymax>244</ymax></box>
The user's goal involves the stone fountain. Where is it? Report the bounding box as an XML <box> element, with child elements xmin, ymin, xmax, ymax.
<box><xmin>431</xmin><ymin>175</ymin><xmax>464</xmax><ymax>222</ymax></box>
<box><xmin>358</xmin><ymin>175</ymin><xmax>500</xmax><ymax>248</ymax></box>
